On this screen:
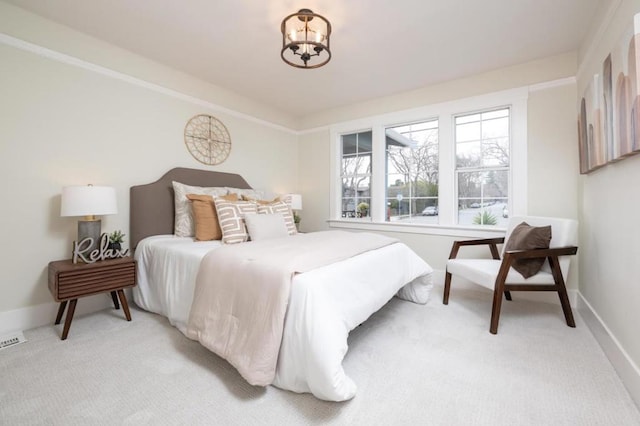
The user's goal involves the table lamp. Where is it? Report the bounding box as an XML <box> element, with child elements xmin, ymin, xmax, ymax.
<box><xmin>285</xmin><ymin>193</ymin><xmax>302</xmax><ymax>230</ymax></box>
<box><xmin>61</xmin><ymin>185</ymin><xmax>118</xmax><ymax>254</ymax></box>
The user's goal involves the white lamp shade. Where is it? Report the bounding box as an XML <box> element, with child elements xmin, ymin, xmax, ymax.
<box><xmin>61</xmin><ymin>185</ymin><xmax>118</xmax><ymax>217</ymax></box>
<box><xmin>285</xmin><ymin>193</ymin><xmax>302</xmax><ymax>210</ymax></box>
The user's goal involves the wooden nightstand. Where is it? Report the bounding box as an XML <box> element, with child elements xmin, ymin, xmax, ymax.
<box><xmin>48</xmin><ymin>257</ymin><xmax>137</xmax><ymax>340</ymax></box>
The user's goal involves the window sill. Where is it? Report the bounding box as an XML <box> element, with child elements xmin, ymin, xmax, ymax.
<box><xmin>327</xmin><ymin>219</ymin><xmax>506</xmax><ymax>238</ymax></box>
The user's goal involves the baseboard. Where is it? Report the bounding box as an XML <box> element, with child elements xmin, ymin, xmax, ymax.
<box><xmin>433</xmin><ymin>269</ymin><xmax>639</xmax><ymax>408</ymax></box>
<box><xmin>431</xmin><ymin>269</ymin><xmax>578</xmax><ymax>306</ymax></box>
<box><xmin>577</xmin><ymin>292</ymin><xmax>640</xmax><ymax>410</ymax></box>
<box><xmin>0</xmin><ymin>293</ymin><xmax>115</xmax><ymax>336</ymax></box>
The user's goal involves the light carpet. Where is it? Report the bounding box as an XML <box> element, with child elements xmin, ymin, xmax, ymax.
<box><xmin>1</xmin><ymin>287</ymin><xmax>639</xmax><ymax>425</ymax></box>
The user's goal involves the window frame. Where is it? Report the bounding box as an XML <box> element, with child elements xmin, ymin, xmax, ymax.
<box><xmin>329</xmin><ymin>88</ymin><xmax>528</xmax><ymax>237</ymax></box>
<box><xmin>340</xmin><ymin>130</ymin><xmax>373</xmax><ymax>218</ymax></box>
<box><xmin>454</xmin><ymin>107</ymin><xmax>512</xmax><ymax>228</ymax></box>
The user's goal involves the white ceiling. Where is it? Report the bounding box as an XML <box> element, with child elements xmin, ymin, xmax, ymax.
<box><xmin>6</xmin><ymin>0</ymin><xmax>604</xmax><ymax>118</ymax></box>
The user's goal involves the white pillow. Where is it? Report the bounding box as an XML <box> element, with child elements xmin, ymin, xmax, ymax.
<box><xmin>257</xmin><ymin>201</ymin><xmax>297</xmax><ymax>235</ymax></box>
<box><xmin>173</xmin><ymin>181</ymin><xmax>227</xmax><ymax>237</ymax></box>
<box><xmin>244</xmin><ymin>213</ymin><xmax>289</xmax><ymax>241</ymax></box>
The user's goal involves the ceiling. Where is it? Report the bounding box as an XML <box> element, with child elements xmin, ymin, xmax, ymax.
<box><xmin>6</xmin><ymin>0</ymin><xmax>604</xmax><ymax>118</ymax></box>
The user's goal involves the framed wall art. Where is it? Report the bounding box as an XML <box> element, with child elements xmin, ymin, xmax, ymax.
<box><xmin>580</xmin><ymin>13</ymin><xmax>640</xmax><ymax>174</ymax></box>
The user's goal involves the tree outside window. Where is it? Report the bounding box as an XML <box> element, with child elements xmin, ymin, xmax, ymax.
<box><xmin>385</xmin><ymin>119</ymin><xmax>439</xmax><ymax>224</ymax></box>
<box><xmin>455</xmin><ymin>108</ymin><xmax>510</xmax><ymax>226</ymax></box>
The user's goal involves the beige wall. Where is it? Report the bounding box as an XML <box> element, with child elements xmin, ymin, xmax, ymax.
<box><xmin>297</xmin><ymin>129</ymin><xmax>331</xmax><ymax>233</ymax></box>
<box><xmin>298</xmin><ymin>64</ymin><xmax>580</xmax><ymax>288</ymax></box>
<box><xmin>298</xmin><ymin>52</ymin><xmax>577</xmax><ymax>130</ymax></box>
<box><xmin>577</xmin><ymin>0</ymin><xmax>640</xmax><ymax>383</ymax></box>
<box><xmin>0</xmin><ymin>2</ymin><xmax>295</xmax><ymax>130</ymax></box>
<box><xmin>0</xmin><ymin>7</ymin><xmax>298</xmax><ymax>315</ymax></box>
<box><xmin>527</xmin><ymin>84</ymin><xmax>580</xmax><ymax>219</ymax></box>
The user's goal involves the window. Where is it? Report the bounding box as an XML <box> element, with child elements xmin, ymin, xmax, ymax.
<box><xmin>341</xmin><ymin>131</ymin><xmax>372</xmax><ymax>218</ymax></box>
<box><xmin>386</xmin><ymin>119</ymin><xmax>439</xmax><ymax>224</ymax></box>
<box><xmin>455</xmin><ymin>108</ymin><xmax>510</xmax><ymax>227</ymax></box>
<box><xmin>329</xmin><ymin>88</ymin><xmax>527</xmax><ymax>235</ymax></box>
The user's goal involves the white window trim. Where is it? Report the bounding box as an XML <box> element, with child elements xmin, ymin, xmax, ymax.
<box><xmin>329</xmin><ymin>87</ymin><xmax>528</xmax><ymax>236</ymax></box>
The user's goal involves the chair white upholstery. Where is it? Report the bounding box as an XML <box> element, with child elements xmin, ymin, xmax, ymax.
<box><xmin>448</xmin><ymin>216</ymin><xmax>578</xmax><ymax>289</ymax></box>
<box><xmin>447</xmin><ymin>259</ymin><xmax>557</xmax><ymax>289</ymax></box>
<box><xmin>444</xmin><ymin>215</ymin><xmax>578</xmax><ymax>334</ymax></box>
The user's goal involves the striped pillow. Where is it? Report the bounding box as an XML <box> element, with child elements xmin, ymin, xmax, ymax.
<box><xmin>257</xmin><ymin>201</ymin><xmax>297</xmax><ymax>235</ymax></box>
<box><xmin>213</xmin><ymin>199</ymin><xmax>258</xmax><ymax>244</ymax></box>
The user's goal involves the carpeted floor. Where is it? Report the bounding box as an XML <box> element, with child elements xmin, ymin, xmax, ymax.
<box><xmin>1</xmin><ymin>287</ymin><xmax>639</xmax><ymax>425</ymax></box>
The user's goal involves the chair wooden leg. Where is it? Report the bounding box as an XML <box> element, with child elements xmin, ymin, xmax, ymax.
<box><xmin>490</xmin><ymin>263</ymin><xmax>511</xmax><ymax>334</ymax></box>
<box><xmin>490</xmin><ymin>287</ymin><xmax>504</xmax><ymax>334</ymax></box>
<box><xmin>549</xmin><ymin>256</ymin><xmax>575</xmax><ymax>328</ymax></box>
<box><xmin>504</xmin><ymin>291</ymin><xmax>512</xmax><ymax>301</ymax></box>
<box><xmin>557</xmin><ymin>288</ymin><xmax>575</xmax><ymax>328</ymax></box>
<box><xmin>443</xmin><ymin>271</ymin><xmax>452</xmax><ymax>305</ymax></box>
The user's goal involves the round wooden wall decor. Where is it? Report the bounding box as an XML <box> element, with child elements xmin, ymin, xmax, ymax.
<box><xmin>184</xmin><ymin>114</ymin><xmax>232</xmax><ymax>165</ymax></box>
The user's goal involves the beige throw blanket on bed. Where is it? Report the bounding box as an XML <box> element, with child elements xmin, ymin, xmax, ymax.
<box><xmin>185</xmin><ymin>230</ymin><xmax>397</xmax><ymax>386</ymax></box>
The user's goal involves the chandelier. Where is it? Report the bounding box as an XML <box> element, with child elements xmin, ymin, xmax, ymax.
<box><xmin>281</xmin><ymin>8</ymin><xmax>332</xmax><ymax>69</ymax></box>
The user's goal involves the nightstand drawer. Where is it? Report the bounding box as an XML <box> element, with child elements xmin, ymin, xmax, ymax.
<box><xmin>48</xmin><ymin>258</ymin><xmax>136</xmax><ymax>302</ymax></box>
<box><xmin>57</xmin><ymin>265</ymin><xmax>135</xmax><ymax>299</ymax></box>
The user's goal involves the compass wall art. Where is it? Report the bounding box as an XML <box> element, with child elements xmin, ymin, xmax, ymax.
<box><xmin>184</xmin><ymin>114</ymin><xmax>231</xmax><ymax>165</ymax></box>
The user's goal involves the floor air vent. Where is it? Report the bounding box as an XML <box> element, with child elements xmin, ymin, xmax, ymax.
<box><xmin>0</xmin><ymin>331</ymin><xmax>26</xmax><ymax>350</ymax></box>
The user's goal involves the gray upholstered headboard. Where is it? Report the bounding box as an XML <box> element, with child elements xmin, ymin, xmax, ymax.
<box><xmin>130</xmin><ymin>168</ymin><xmax>251</xmax><ymax>249</ymax></box>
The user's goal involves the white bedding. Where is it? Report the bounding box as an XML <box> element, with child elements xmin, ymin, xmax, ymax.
<box><xmin>133</xmin><ymin>235</ymin><xmax>221</xmax><ymax>334</ymax></box>
<box><xmin>133</xmin><ymin>233</ymin><xmax>433</xmax><ymax>401</ymax></box>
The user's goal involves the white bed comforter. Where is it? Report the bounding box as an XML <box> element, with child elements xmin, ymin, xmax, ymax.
<box><xmin>133</xmin><ymin>232</ymin><xmax>433</xmax><ymax>401</ymax></box>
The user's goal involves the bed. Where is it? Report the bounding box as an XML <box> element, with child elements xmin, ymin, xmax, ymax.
<box><xmin>130</xmin><ymin>168</ymin><xmax>434</xmax><ymax>401</ymax></box>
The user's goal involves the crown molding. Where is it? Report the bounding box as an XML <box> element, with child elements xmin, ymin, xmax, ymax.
<box><xmin>576</xmin><ymin>0</ymin><xmax>624</xmax><ymax>82</ymax></box>
<box><xmin>0</xmin><ymin>32</ymin><xmax>298</xmax><ymax>135</ymax></box>
<box><xmin>2</xmin><ymin>32</ymin><xmax>582</xmax><ymax>137</ymax></box>
<box><xmin>528</xmin><ymin>76</ymin><xmax>576</xmax><ymax>92</ymax></box>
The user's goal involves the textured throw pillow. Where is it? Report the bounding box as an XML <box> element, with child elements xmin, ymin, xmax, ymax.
<box><xmin>213</xmin><ymin>199</ymin><xmax>258</xmax><ymax>244</ymax></box>
<box><xmin>173</xmin><ymin>181</ymin><xmax>228</xmax><ymax>237</ymax></box>
<box><xmin>504</xmin><ymin>221</ymin><xmax>552</xmax><ymax>278</ymax></box>
<box><xmin>257</xmin><ymin>201</ymin><xmax>297</xmax><ymax>235</ymax></box>
<box><xmin>226</xmin><ymin>187</ymin><xmax>264</xmax><ymax>201</ymax></box>
<box><xmin>186</xmin><ymin>193</ymin><xmax>238</xmax><ymax>241</ymax></box>
<box><xmin>244</xmin><ymin>213</ymin><xmax>289</xmax><ymax>241</ymax></box>
<box><xmin>241</xmin><ymin>195</ymin><xmax>281</xmax><ymax>205</ymax></box>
